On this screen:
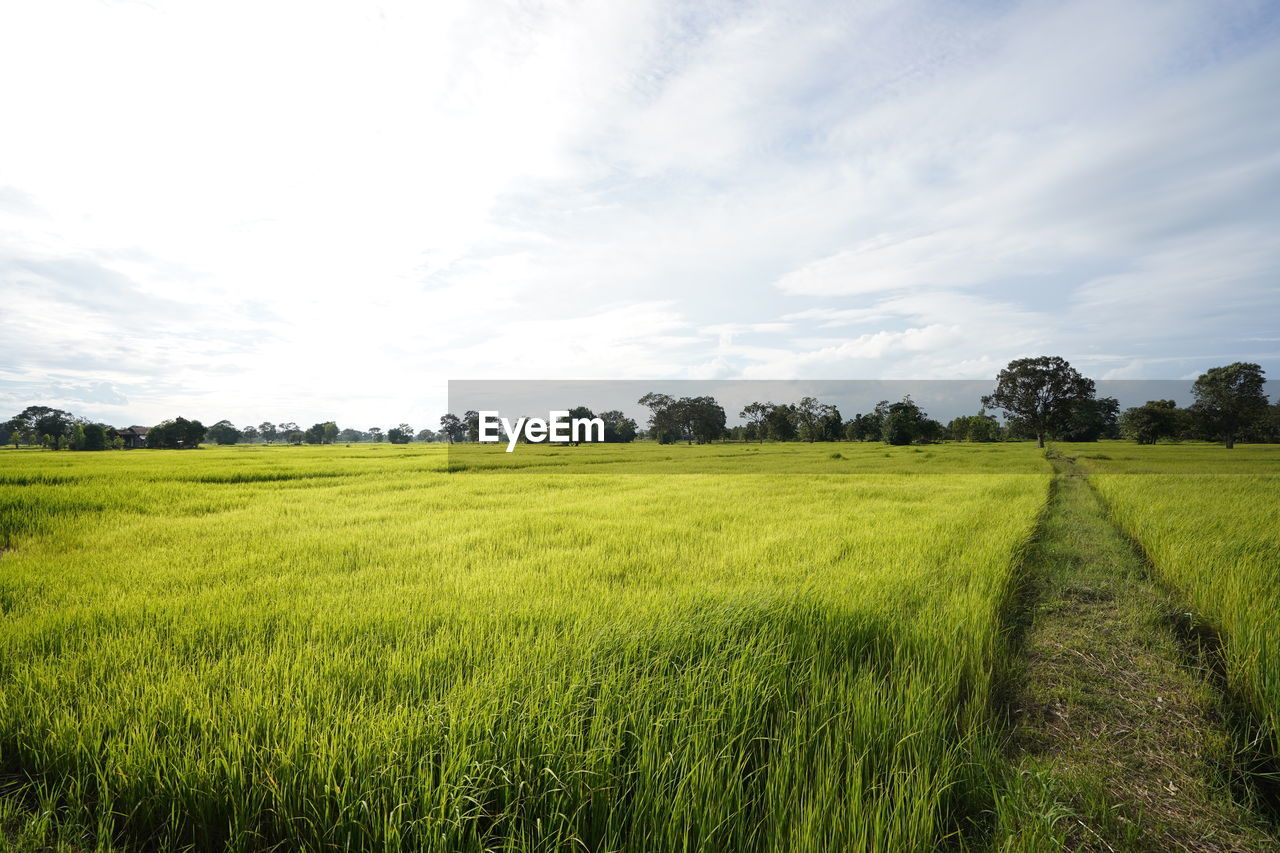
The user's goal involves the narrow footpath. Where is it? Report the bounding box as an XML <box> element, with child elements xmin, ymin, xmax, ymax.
<box><xmin>995</xmin><ymin>453</ymin><xmax>1278</xmax><ymax>852</ymax></box>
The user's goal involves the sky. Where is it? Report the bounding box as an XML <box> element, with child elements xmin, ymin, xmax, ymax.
<box><xmin>1</xmin><ymin>0</ymin><xmax>1277</xmax><ymax>430</ymax></box>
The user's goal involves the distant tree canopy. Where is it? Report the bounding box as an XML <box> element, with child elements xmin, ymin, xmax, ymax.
<box><xmin>1052</xmin><ymin>396</ymin><xmax>1120</xmax><ymax>442</ymax></box>
<box><xmin>439</xmin><ymin>414</ymin><xmax>463</xmax><ymax>444</ymax></box>
<box><xmin>1252</xmin><ymin>402</ymin><xmax>1280</xmax><ymax>443</ymax></box>
<box><xmin>4</xmin><ymin>359</ymin><xmax>1272</xmax><ymax>455</ymax></box>
<box><xmin>881</xmin><ymin>397</ymin><xmax>941</xmax><ymax>445</ymax></box>
<box><xmin>279</xmin><ymin>422</ymin><xmax>302</xmax><ymax>444</ymax></box>
<box><xmin>1119</xmin><ymin>400</ymin><xmax>1183</xmax><ymax>445</ymax></box>
<box><xmin>638</xmin><ymin>394</ymin><xmax>726</xmax><ymax>444</ymax></box>
<box><xmin>149</xmin><ymin>417</ymin><xmax>205</xmax><ymax>449</ymax></box>
<box><xmin>765</xmin><ymin>404</ymin><xmax>797</xmax><ymax>442</ymax></box>
<box><xmin>948</xmin><ymin>410</ymin><xmax>1001</xmax><ymax>442</ymax></box>
<box><xmin>982</xmin><ymin>356</ymin><xmax>1097</xmax><ymax>448</ymax></box>
<box><xmin>207</xmin><ymin>420</ymin><xmax>242</xmax><ymax>445</ymax></box>
<box><xmin>844</xmin><ymin>403</ymin><xmax>888</xmax><ymax>442</ymax></box>
<box><xmin>739</xmin><ymin>402</ymin><xmax>772</xmax><ymax>443</ymax></box>
<box><xmin>5</xmin><ymin>405</ymin><xmax>74</xmax><ymax>448</ymax></box>
<box><xmin>1190</xmin><ymin>362</ymin><xmax>1268</xmax><ymax>449</ymax></box>
<box><xmin>553</xmin><ymin>407</ymin><xmax>634</xmax><ymax>444</ymax></box>
<box><xmin>81</xmin><ymin>423</ymin><xmax>108</xmax><ymax>451</ymax></box>
<box><xmin>598</xmin><ymin>410</ymin><xmax>638</xmax><ymax>443</ymax></box>
<box><xmin>793</xmin><ymin>397</ymin><xmax>823</xmax><ymax>443</ymax></box>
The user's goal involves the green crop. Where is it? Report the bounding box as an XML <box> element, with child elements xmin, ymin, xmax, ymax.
<box><xmin>1075</xmin><ymin>443</ymin><xmax>1280</xmax><ymax>768</ymax></box>
<box><xmin>1</xmin><ymin>442</ymin><xmax>1050</xmax><ymax>851</ymax></box>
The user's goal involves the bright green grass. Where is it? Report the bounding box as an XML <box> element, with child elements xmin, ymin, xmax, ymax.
<box><xmin>1067</xmin><ymin>442</ymin><xmax>1280</xmax><ymax>771</ymax></box>
<box><xmin>446</xmin><ymin>438</ymin><xmax>1050</xmax><ymax>473</ymax></box>
<box><xmin>0</xmin><ymin>442</ymin><xmax>1051</xmax><ymax>851</ymax></box>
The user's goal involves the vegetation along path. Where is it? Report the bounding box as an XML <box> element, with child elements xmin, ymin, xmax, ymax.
<box><xmin>994</xmin><ymin>452</ymin><xmax>1279</xmax><ymax>852</ymax></box>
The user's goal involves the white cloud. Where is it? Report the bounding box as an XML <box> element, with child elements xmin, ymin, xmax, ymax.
<box><xmin>0</xmin><ymin>0</ymin><xmax>1276</xmax><ymax>425</ymax></box>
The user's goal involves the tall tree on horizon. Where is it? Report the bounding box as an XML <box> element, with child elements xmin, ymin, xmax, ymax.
<box><xmin>739</xmin><ymin>401</ymin><xmax>772</xmax><ymax>443</ymax></box>
<box><xmin>982</xmin><ymin>356</ymin><xmax>1096</xmax><ymax>448</ymax></box>
<box><xmin>1190</xmin><ymin>362</ymin><xmax>1268</xmax><ymax>449</ymax></box>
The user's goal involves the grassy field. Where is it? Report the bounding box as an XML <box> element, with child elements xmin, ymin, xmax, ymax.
<box><xmin>1068</xmin><ymin>444</ymin><xmax>1280</xmax><ymax>779</ymax></box>
<box><xmin>2</xmin><ymin>440</ymin><xmax>1277</xmax><ymax>852</ymax></box>
<box><xmin>0</xmin><ymin>442</ymin><xmax>1049</xmax><ymax>852</ymax></box>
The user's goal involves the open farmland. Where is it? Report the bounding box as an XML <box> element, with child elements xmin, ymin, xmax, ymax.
<box><xmin>1072</xmin><ymin>445</ymin><xmax>1280</xmax><ymax>781</ymax></box>
<box><xmin>0</xmin><ymin>442</ymin><xmax>1049</xmax><ymax>851</ymax></box>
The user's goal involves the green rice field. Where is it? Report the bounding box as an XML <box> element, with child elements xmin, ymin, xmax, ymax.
<box><xmin>1074</xmin><ymin>445</ymin><xmax>1280</xmax><ymax>773</ymax></box>
<box><xmin>0</xmin><ymin>441</ymin><xmax>1276</xmax><ymax>851</ymax></box>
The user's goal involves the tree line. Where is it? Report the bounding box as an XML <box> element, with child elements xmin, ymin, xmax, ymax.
<box><xmin>4</xmin><ymin>359</ymin><xmax>1275</xmax><ymax>451</ymax></box>
<box><xmin>198</xmin><ymin>421</ymin><xmax>451</xmax><ymax>446</ymax></box>
<box><xmin>639</xmin><ymin>359</ymin><xmax>1272</xmax><ymax>448</ymax></box>
<box><xmin>0</xmin><ymin>412</ymin><xmax>457</xmax><ymax>450</ymax></box>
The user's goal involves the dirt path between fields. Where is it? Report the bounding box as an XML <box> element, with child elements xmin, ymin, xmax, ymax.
<box><xmin>994</xmin><ymin>453</ymin><xmax>1278</xmax><ymax>852</ymax></box>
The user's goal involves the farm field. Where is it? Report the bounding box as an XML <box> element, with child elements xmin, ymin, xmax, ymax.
<box><xmin>1067</xmin><ymin>444</ymin><xmax>1280</xmax><ymax>776</ymax></box>
<box><xmin>0</xmin><ymin>442</ymin><xmax>1050</xmax><ymax>852</ymax></box>
<box><xmin>2</xmin><ymin>441</ymin><xmax>1278</xmax><ymax>851</ymax></box>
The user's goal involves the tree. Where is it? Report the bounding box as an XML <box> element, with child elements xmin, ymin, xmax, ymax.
<box><xmin>241</xmin><ymin>425</ymin><xmax>260</xmax><ymax>443</ymax></box>
<box><xmin>322</xmin><ymin>422</ymin><xmax>339</xmax><ymax>444</ymax></box>
<box><xmin>387</xmin><ymin>424</ymin><xmax>414</xmax><ymax>444</ymax></box>
<box><xmin>338</xmin><ymin>428</ymin><xmax>366</xmax><ymax>442</ymax></box>
<box><xmin>816</xmin><ymin>404</ymin><xmax>843</xmax><ymax>441</ymax></box>
<box><xmin>881</xmin><ymin>396</ymin><xmax>930</xmax><ymax>445</ymax></box>
<box><xmin>794</xmin><ymin>397</ymin><xmax>823</xmax><ymax>443</ymax></box>
<box><xmin>148</xmin><ymin>420</ymin><xmax>176</xmax><ymax>449</ymax></box>
<box><xmin>1244</xmin><ymin>402</ymin><xmax>1280</xmax><ymax>443</ymax></box>
<box><xmin>463</xmin><ymin>411</ymin><xmax>480</xmax><ymax>443</ymax></box>
<box><xmin>638</xmin><ymin>393</ymin><xmax>680</xmax><ymax>444</ymax></box>
<box><xmin>1055</xmin><ymin>396</ymin><xmax>1120</xmax><ymax>441</ymax></box>
<box><xmin>258</xmin><ymin>422</ymin><xmax>278</xmax><ymax>444</ymax></box>
<box><xmin>149</xmin><ymin>417</ymin><xmax>205</xmax><ymax>449</ymax></box>
<box><xmin>304</xmin><ymin>423</ymin><xmax>326</xmax><ymax>444</ymax></box>
<box><xmin>918</xmin><ymin>418</ymin><xmax>944</xmax><ymax>444</ymax></box>
<box><xmin>948</xmin><ymin>410</ymin><xmax>1000</xmax><ymax>442</ymax></box>
<box><xmin>81</xmin><ymin>423</ymin><xmax>107</xmax><ymax>451</ymax></box>
<box><xmin>1119</xmin><ymin>400</ymin><xmax>1182</xmax><ymax>445</ymax></box>
<box><xmin>598</xmin><ymin>410</ymin><xmax>637</xmax><ymax>443</ymax></box>
<box><xmin>415</xmin><ymin>428</ymin><xmax>438</xmax><ymax>443</ymax></box>
<box><xmin>368</xmin><ymin>427</ymin><xmax>384</xmax><ymax>443</ymax></box>
<box><xmin>765</xmin><ymin>404</ymin><xmax>797</xmax><ymax>441</ymax></box>
<box><xmin>739</xmin><ymin>402</ymin><xmax>772</xmax><ymax>443</ymax></box>
<box><xmin>674</xmin><ymin>396</ymin><xmax>726</xmax><ymax>444</ymax></box>
<box><xmin>844</xmin><ymin>402</ymin><xmax>889</xmax><ymax>442</ymax></box>
<box><xmin>278</xmin><ymin>422</ymin><xmax>302</xmax><ymax>444</ymax></box>
<box><xmin>207</xmin><ymin>419</ymin><xmax>242</xmax><ymax>445</ymax></box>
<box><xmin>439</xmin><ymin>414</ymin><xmax>463</xmax><ymax>444</ymax></box>
<box><xmin>4</xmin><ymin>416</ymin><xmax>24</xmax><ymax>448</ymax></box>
<box><xmin>1190</xmin><ymin>362</ymin><xmax>1268</xmax><ymax>449</ymax></box>
<box><xmin>982</xmin><ymin>356</ymin><xmax>1096</xmax><ymax>449</ymax></box>
<box><xmin>637</xmin><ymin>394</ymin><xmax>725</xmax><ymax>444</ymax></box>
<box><xmin>184</xmin><ymin>419</ymin><xmax>206</xmax><ymax>447</ymax></box>
<box><xmin>563</xmin><ymin>408</ymin><xmax>595</xmax><ymax>445</ymax></box>
<box><xmin>6</xmin><ymin>406</ymin><xmax>74</xmax><ymax>448</ymax></box>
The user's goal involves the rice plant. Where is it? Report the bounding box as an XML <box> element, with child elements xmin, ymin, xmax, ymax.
<box><xmin>0</xmin><ymin>443</ymin><xmax>1048</xmax><ymax>851</ymax></box>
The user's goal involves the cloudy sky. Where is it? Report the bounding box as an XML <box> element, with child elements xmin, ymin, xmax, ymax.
<box><xmin>1</xmin><ymin>0</ymin><xmax>1277</xmax><ymax>429</ymax></box>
